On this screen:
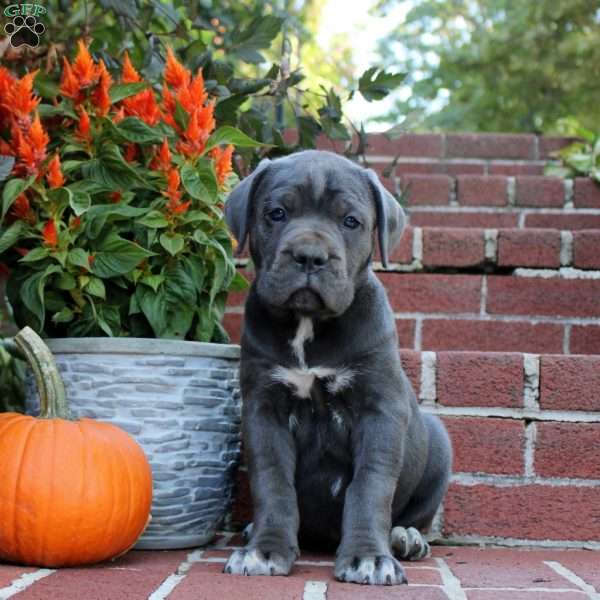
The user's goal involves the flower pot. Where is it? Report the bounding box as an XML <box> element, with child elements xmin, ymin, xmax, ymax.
<box><xmin>24</xmin><ymin>337</ymin><xmax>241</xmax><ymax>550</ymax></box>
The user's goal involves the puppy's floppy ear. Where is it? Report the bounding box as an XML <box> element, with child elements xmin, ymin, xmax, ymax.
<box><xmin>224</xmin><ymin>158</ymin><xmax>271</xmax><ymax>256</ymax></box>
<box><xmin>364</xmin><ymin>168</ymin><xmax>406</xmax><ymax>269</ymax></box>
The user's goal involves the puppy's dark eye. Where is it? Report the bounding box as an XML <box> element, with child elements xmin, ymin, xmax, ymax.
<box><xmin>267</xmin><ymin>207</ymin><xmax>286</xmax><ymax>222</ymax></box>
<box><xmin>343</xmin><ymin>216</ymin><xmax>360</xmax><ymax>229</ymax></box>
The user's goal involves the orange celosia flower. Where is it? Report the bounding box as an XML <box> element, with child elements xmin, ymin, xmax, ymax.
<box><xmin>162</xmin><ymin>167</ymin><xmax>190</xmax><ymax>215</ymax></box>
<box><xmin>150</xmin><ymin>138</ymin><xmax>172</xmax><ymax>172</ymax></box>
<box><xmin>46</xmin><ymin>153</ymin><xmax>64</xmax><ymax>188</ymax></box>
<box><xmin>91</xmin><ymin>59</ymin><xmax>112</xmax><ymax>117</ymax></box>
<box><xmin>0</xmin><ymin>66</ymin><xmax>16</xmax><ymax>129</ymax></box>
<box><xmin>10</xmin><ymin>193</ymin><xmax>35</xmax><ymax>224</ymax></box>
<box><xmin>175</xmin><ymin>71</ymin><xmax>208</xmax><ymax>114</ymax></box>
<box><xmin>76</xmin><ymin>106</ymin><xmax>91</xmax><ymax>142</ymax></box>
<box><xmin>112</xmin><ymin>106</ymin><xmax>126</xmax><ymax>124</ymax></box>
<box><xmin>124</xmin><ymin>143</ymin><xmax>137</xmax><ymax>163</ymax></box>
<box><xmin>211</xmin><ymin>144</ymin><xmax>234</xmax><ymax>188</ymax></box>
<box><xmin>71</xmin><ymin>40</ymin><xmax>99</xmax><ymax>88</ymax></box>
<box><xmin>110</xmin><ymin>191</ymin><xmax>122</xmax><ymax>203</ymax></box>
<box><xmin>176</xmin><ymin>101</ymin><xmax>216</xmax><ymax>158</ymax></box>
<box><xmin>121</xmin><ymin>51</ymin><xmax>142</xmax><ymax>84</ymax></box>
<box><xmin>122</xmin><ymin>88</ymin><xmax>161</xmax><ymax>126</ymax></box>
<box><xmin>14</xmin><ymin>247</ymin><xmax>29</xmax><ymax>257</ymax></box>
<box><xmin>70</xmin><ymin>216</ymin><xmax>82</xmax><ymax>229</ymax></box>
<box><xmin>14</xmin><ymin>113</ymin><xmax>49</xmax><ymax>176</ymax></box>
<box><xmin>1</xmin><ymin>70</ymin><xmax>40</xmax><ymax>128</ymax></box>
<box><xmin>0</xmin><ymin>137</ymin><xmax>13</xmax><ymax>157</ymax></box>
<box><xmin>42</xmin><ymin>219</ymin><xmax>58</xmax><ymax>246</ymax></box>
<box><xmin>59</xmin><ymin>57</ymin><xmax>82</xmax><ymax>102</ymax></box>
<box><xmin>164</xmin><ymin>47</ymin><xmax>191</xmax><ymax>90</ymax></box>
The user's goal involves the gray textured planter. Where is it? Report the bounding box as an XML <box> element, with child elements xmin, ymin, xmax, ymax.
<box><xmin>25</xmin><ymin>337</ymin><xmax>241</xmax><ymax>550</ymax></box>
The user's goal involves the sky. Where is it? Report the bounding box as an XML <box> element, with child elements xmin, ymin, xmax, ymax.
<box><xmin>316</xmin><ymin>0</ymin><xmax>411</xmax><ymax>131</ymax></box>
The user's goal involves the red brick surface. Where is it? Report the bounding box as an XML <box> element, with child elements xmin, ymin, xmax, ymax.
<box><xmin>535</xmin><ymin>422</ymin><xmax>600</xmax><ymax>479</ymax></box>
<box><xmin>440</xmin><ymin>547</ymin><xmax>580</xmax><ymax>590</ymax></box>
<box><xmin>436</xmin><ymin>351</ymin><xmax>523</xmax><ymax>408</ymax></box>
<box><xmin>388</xmin><ymin>225</ymin><xmax>414</xmax><ymax>263</ymax></box>
<box><xmin>538</xmin><ymin>136</ymin><xmax>578</xmax><ymax>159</ymax></box>
<box><xmin>515</xmin><ymin>176</ymin><xmax>565</xmax><ymax>208</ymax></box>
<box><xmin>400</xmin><ymin>350</ymin><xmax>421</xmax><ymax>393</ymax></box>
<box><xmin>400</xmin><ymin>174</ymin><xmax>451</xmax><ymax>205</ymax></box>
<box><xmin>328</xmin><ymin>584</ymin><xmax>448</xmax><ymax>599</ymax></box>
<box><xmin>422</xmin><ymin>319</ymin><xmax>563</xmax><ymax>353</ymax></box>
<box><xmin>466</xmin><ymin>590</ymin><xmax>584</xmax><ymax>600</ymax></box>
<box><xmin>444</xmin><ymin>483</ymin><xmax>600</xmax><ymax>540</ymax></box>
<box><xmin>570</xmin><ymin>325</ymin><xmax>600</xmax><ymax>354</ymax></box>
<box><xmin>367</xmin><ymin>133</ymin><xmax>444</xmax><ymax>157</ymax></box>
<box><xmin>539</xmin><ymin>355</ymin><xmax>600</xmax><ymax>411</ymax></box>
<box><xmin>497</xmin><ymin>229</ymin><xmax>561</xmax><ymax>268</ymax></box>
<box><xmin>456</xmin><ymin>175</ymin><xmax>508</xmax><ymax>206</ymax></box>
<box><xmin>573</xmin><ymin>177</ymin><xmax>600</xmax><ymax>208</ymax></box>
<box><xmin>380</xmin><ymin>273</ymin><xmax>482</xmax><ymax>314</ymax></box>
<box><xmin>396</xmin><ymin>318</ymin><xmax>416</xmax><ymax>348</ymax></box>
<box><xmin>445</xmin><ymin>133</ymin><xmax>536</xmax><ymax>159</ymax></box>
<box><xmin>486</xmin><ymin>276</ymin><xmax>600</xmax><ymax>318</ymax></box>
<box><xmin>16</xmin><ymin>551</ymin><xmax>187</xmax><ymax>600</ymax></box>
<box><xmin>409</xmin><ymin>211</ymin><xmax>519</xmax><ymax>229</ymax></box>
<box><xmin>572</xmin><ymin>230</ymin><xmax>600</xmax><ymax>269</ymax></box>
<box><xmin>223</xmin><ymin>313</ymin><xmax>243</xmax><ymax>344</ymax></box>
<box><xmin>488</xmin><ymin>163</ymin><xmax>545</xmax><ymax>176</ymax></box>
<box><xmin>443</xmin><ymin>417</ymin><xmax>525</xmax><ymax>475</ymax></box>
<box><xmin>0</xmin><ymin>565</ymin><xmax>36</xmax><ymax>587</ymax></box>
<box><xmin>422</xmin><ymin>228</ymin><xmax>486</xmax><ymax>267</ymax></box>
<box><xmin>524</xmin><ymin>214</ymin><xmax>600</xmax><ymax>230</ymax></box>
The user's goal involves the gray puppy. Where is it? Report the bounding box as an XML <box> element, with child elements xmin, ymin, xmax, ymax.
<box><xmin>223</xmin><ymin>150</ymin><xmax>452</xmax><ymax>585</ymax></box>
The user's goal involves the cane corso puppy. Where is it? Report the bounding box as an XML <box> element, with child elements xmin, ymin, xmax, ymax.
<box><xmin>223</xmin><ymin>150</ymin><xmax>452</xmax><ymax>585</ymax></box>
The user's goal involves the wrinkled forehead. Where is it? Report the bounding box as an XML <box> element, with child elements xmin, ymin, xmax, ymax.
<box><xmin>257</xmin><ymin>154</ymin><xmax>374</xmax><ymax>218</ymax></box>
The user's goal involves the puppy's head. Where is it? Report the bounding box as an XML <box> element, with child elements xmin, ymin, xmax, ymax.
<box><xmin>225</xmin><ymin>150</ymin><xmax>405</xmax><ymax>318</ymax></box>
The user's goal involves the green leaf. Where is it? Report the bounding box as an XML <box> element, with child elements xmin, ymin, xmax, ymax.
<box><xmin>0</xmin><ymin>221</ymin><xmax>24</xmax><ymax>255</ymax></box>
<box><xmin>0</xmin><ymin>156</ymin><xmax>15</xmax><ymax>183</ymax></box>
<box><xmin>231</xmin><ymin>15</ymin><xmax>283</xmax><ymax>56</ymax></box>
<box><xmin>47</xmin><ymin>187</ymin><xmax>73</xmax><ymax>210</ymax></box>
<box><xmin>138</xmin><ymin>210</ymin><xmax>168</xmax><ymax>228</ymax></box>
<box><xmin>56</xmin><ymin>272</ymin><xmax>76</xmax><ymax>290</ymax></box>
<box><xmin>2</xmin><ymin>177</ymin><xmax>33</xmax><ymax>220</ymax></box>
<box><xmin>140</xmin><ymin>274</ymin><xmax>165</xmax><ymax>292</ymax></box>
<box><xmin>204</xmin><ymin>126</ymin><xmax>267</xmax><ymax>154</ymax></box>
<box><xmin>181</xmin><ymin>161</ymin><xmax>218</xmax><ymax>202</ymax></box>
<box><xmin>91</xmin><ymin>233</ymin><xmax>155</xmax><ymax>278</ymax></box>
<box><xmin>109</xmin><ymin>82</ymin><xmax>148</xmax><ymax>103</ymax></box>
<box><xmin>116</xmin><ymin>117</ymin><xmax>164</xmax><ymax>144</ymax></box>
<box><xmin>69</xmin><ymin>190</ymin><xmax>92</xmax><ymax>216</ymax></box>
<box><xmin>85</xmin><ymin>277</ymin><xmax>106</xmax><ymax>299</ymax></box>
<box><xmin>358</xmin><ymin>67</ymin><xmax>405</xmax><ymax>102</ymax></box>
<box><xmin>52</xmin><ymin>307</ymin><xmax>74</xmax><ymax>324</ymax></box>
<box><xmin>19</xmin><ymin>247</ymin><xmax>50</xmax><ymax>263</ymax></box>
<box><xmin>68</xmin><ymin>248</ymin><xmax>91</xmax><ymax>270</ymax></box>
<box><xmin>20</xmin><ymin>264</ymin><xmax>62</xmax><ymax>330</ymax></box>
<box><xmin>159</xmin><ymin>232</ymin><xmax>185</xmax><ymax>256</ymax></box>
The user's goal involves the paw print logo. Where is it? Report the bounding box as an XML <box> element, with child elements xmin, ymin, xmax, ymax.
<box><xmin>4</xmin><ymin>15</ymin><xmax>45</xmax><ymax>48</ymax></box>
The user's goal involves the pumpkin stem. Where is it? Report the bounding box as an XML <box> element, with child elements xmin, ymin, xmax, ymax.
<box><xmin>14</xmin><ymin>326</ymin><xmax>72</xmax><ymax>420</ymax></box>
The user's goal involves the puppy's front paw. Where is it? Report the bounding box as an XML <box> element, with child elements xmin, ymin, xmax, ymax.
<box><xmin>334</xmin><ymin>554</ymin><xmax>407</xmax><ymax>585</ymax></box>
<box><xmin>223</xmin><ymin>547</ymin><xmax>295</xmax><ymax>576</ymax></box>
<box><xmin>391</xmin><ymin>526</ymin><xmax>430</xmax><ymax>561</ymax></box>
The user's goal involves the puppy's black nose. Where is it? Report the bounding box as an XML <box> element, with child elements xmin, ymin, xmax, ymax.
<box><xmin>292</xmin><ymin>246</ymin><xmax>329</xmax><ymax>272</ymax></box>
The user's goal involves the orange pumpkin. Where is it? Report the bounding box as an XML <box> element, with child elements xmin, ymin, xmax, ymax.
<box><xmin>0</xmin><ymin>327</ymin><xmax>153</xmax><ymax>567</ymax></box>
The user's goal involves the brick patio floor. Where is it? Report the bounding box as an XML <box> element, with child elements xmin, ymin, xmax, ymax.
<box><xmin>1</xmin><ymin>533</ymin><xmax>599</xmax><ymax>600</ymax></box>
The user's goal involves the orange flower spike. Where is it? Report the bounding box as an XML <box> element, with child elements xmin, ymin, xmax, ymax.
<box><xmin>176</xmin><ymin>102</ymin><xmax>216</xmax><ymax>158</ymax></box>
<box><xmin>151</xmin><ymin>138</ymin><xmax>172</xmax><ymax>172</ymax></box>
<box><xmin>4</xmin><ymin>70</ymin><xmax>40</xmax><ymax>127</ymax></box>
<box><xmin>212</xmin><ymin>144</ymin><xmax>234</xmax><ymax>188</ymax></box>
<box><xmin>112</xmin><ymin>106</ymin><xmax>126</xmax><ymax>124</ymax></box>
<box><xmin>92</xmin><ymin>59</ymin><xmax>112</xmax><ymax>117</ymax></box>
<box><xmin>46</xmin><ymin>153</ymin><xmax>65</xmax><ymax>189</ymax></box>
<box><xmin>123</xmin><ymin>89</ymin><xmax>161</xmax><ymax>126</ymax></box>
<box><xmin>121</xmin><ymin>51</ymin><xmax>142</xmax><ymax>84</ymax></box>
<box><xmin>176</xmin><ymin>70</ymin><xmax>208</xmax><ymax>113</ymax></box>
<box><xmin>170</xmin><ymin>200</ymin><xmax>191</xmax><ymax>215</ymax></box>
<box><xmin>15</xmin><ymin>114</ymin><xmax>49</xmax><ymax>176</ymax></box>
<box><xmin>59</xmin><ymin>57</ymin><xmax>81</xmax><ymax>102</ymax></box>
<box><xmin>110</xmin><ymin>191</ymin><xmax>122</xmax><ymax>203</ymax></box>
<box><xmin>76</xmin><ymin>106</ymin><xmax>91</xmax><ymax>142</ymax></box>
<box><xmin>164</xmin><ymin>167</ymin><xmax>181</xmax><ymax>202</ymax></box>
<box><xmin>42</xmin><ymin>219</ymin><xmax>58</xmax><ymax>247</ymax></box>
<box><xmin>72</xmin><ymin>40</ymin><xmax>99</xmax><ymax>88</ymax></box>
<box><xmin>124</xmin><ymin>143</ymin><xmax>137</xmax><ymax>163</ymax></box>
<box><xmin>164</xmin><ymin>47</ymin><xmax>191</xmax><ymax>90</ymax></box>
<box><xmin>10</xmin><ymin>194</ymin><xmax>31</xmax><ymax>221</ymax></box>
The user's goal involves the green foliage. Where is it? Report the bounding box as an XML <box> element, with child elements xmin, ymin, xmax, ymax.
<box><xmin>374</xmin><ymin>0</ymin><xmax>600</xmax><ymax>133</ymax></box>
<box><xmin>544</xmin><ymin>118</ymin><xmax>600</xmax><ymax>181</ymax></box>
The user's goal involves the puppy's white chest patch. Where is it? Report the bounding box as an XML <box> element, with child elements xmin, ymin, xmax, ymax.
<box><xmin>271</xmin><ymin>317</ymin><xmax>354</xmax><ymax>398</ymax></box>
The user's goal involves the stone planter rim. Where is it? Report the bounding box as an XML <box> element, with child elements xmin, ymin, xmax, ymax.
<box><xmin>42</xmin><ymin>337</ymin><xmax>240</xmax><ymax>359</ymax></box>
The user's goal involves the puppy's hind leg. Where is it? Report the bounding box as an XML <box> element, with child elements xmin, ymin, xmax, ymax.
<box><xmin>392</xmin><ymin>413</ymin><xmax>452</xmax><ymax>561</ymax></box>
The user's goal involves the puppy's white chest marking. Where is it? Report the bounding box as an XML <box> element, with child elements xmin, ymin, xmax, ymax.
<box><xmin>272</xmin><ymin>316</ymin><xmax>354</xmax><ymax>398</ymax></box>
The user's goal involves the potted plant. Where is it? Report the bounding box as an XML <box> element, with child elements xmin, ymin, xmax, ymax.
<box><xmin>0</xmin><ymin>41</ymin><xmax>261</xmax><ymax>549</ymax></box>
